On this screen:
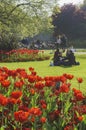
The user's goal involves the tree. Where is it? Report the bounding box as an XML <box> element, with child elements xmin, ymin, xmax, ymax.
<box><xmin>0</xmin><ymin>0</ymin><xmax>59</xmax><ymax>51</ymax></box>
<box><xmin>52</xmin><ymin>4</ymin><xmax>86</xmax><ymax>39</ymax></box>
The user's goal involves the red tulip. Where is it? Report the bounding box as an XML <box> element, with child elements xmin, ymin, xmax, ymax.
<box><xmin>77</xmin><ymin>77</ymin><xmax>83</xmax><ymax>83</ymax></box>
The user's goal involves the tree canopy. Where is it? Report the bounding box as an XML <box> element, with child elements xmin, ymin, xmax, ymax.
<box><xmin>0</xmin><ymin>0</ymin><xmax>59</xmax><ymax>50</ymax></box>
<box><xmin>52</xmin><ymin>3</ymin><xmax>86</xmax><ymax>39</ymax></box>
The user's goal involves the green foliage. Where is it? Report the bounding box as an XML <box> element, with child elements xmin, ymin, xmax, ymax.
<box><xmin>52</xmin><ymin>5</ymin><xmax>61</xmax><ymax>15</ymax></box>
<box><xmin>0</xmin><ymin>0</ymin><xmax>55</xmax><ymax>51</ymax></box>
<box><xmin>0</xmin><ymin>1</ymin><xmax>25</xmax><ymax>50</ymax></box>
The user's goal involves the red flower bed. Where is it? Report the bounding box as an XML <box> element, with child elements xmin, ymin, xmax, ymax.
<box><xmin>0</xmin><ymin>49</ymin><xmax>50</xmax><ymax>62</ymax></box>
<box><xmin>0</xmin><ymin>67</ymin><xmax>86</xmax><ymax>130</ymax></box>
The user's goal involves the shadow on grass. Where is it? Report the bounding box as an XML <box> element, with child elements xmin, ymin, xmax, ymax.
<box><xmin>49</xmin><ymin>65</ymin><xmax>78</xmax><ymax>68</ymax></box>
<box><xmin>60</xmin><ymin>65</ymin><xmax>73</xmax><ymax>68</ymax></box>
<box><xmin>49</xmin><ymin>65</ymin><xmax>73</xmax><ymax>68</ymax></box>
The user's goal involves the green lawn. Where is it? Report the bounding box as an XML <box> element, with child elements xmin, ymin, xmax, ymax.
<box><xmin>0</xmin><ymin>51</ymin><xmax>86</xmax><ymax>93</ymax></box>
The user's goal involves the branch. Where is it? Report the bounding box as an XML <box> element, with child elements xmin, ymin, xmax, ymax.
<box><xmin>8</xmin><ymin>1</ymin><xmax>42</xmax><ymax>17</ymax></box>
<box><xmin>8</xmin><ymin>2</ymin><xmax>31</xmax><ymax>17</ymax></box>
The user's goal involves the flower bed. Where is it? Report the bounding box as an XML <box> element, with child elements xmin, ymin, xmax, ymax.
<box><xmin>0</xmin><ymin>49</ymin><xmax>50</xmax><ymax>62</ymax></box>
<box><xmin>0</xmin><ymin>66</ymin><xmax>86</xmax><ymax>130</ymax></box>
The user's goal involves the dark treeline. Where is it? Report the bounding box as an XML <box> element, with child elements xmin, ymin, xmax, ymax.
<box><xmin>52</xmin><ymin>2</ymin><xmax>86</xmax><ymax>40</ymax></box>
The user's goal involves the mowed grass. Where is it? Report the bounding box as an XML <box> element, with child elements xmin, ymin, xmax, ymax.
<box><xmin>0</xmin><ymin>50</ymin><xmax>86</xmax><ymax>94</ymax></box>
